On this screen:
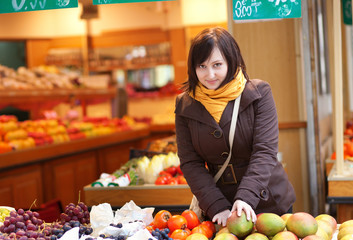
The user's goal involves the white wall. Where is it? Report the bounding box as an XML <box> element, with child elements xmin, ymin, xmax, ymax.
<box><xmin>181</xmin><ymin>0</ymin><xmax>227</xmax><ymax>26</ymax></box>
<box><xmin>0</xmin><ymin>0</ymin><xmax>227</xmax><ymax>38</ymax></box>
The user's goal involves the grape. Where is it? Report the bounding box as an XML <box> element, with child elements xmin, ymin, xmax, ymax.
<box><xmin>17</xmin><ymin>209</ymin><xmax>24</xmax><ymax>215</ymax></box>
<box><xmin>60</xmin><ymin>202</ymin><xmax>90</xmax><ymax>225</ymax></box>
<box><xmin>0</xmin><ymin>203</ymin><xmax>93</xmax><ymax>240</ymax></box>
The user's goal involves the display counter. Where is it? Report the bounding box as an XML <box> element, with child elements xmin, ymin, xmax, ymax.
<box><xmin>328</xmin><ymin>161</ymin><xmax>353</xmax><ymax>223</ymax></box>
<box><xmin>0</xmin><ymin>125</ymin><xmax>176</xmax><ymax>210</ymax></box>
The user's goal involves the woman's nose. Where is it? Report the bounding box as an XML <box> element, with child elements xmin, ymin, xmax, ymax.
<box><xmin>207</xmin><ymin>68</ymin><xmax>215</xmax><ymax>78</ymax></box>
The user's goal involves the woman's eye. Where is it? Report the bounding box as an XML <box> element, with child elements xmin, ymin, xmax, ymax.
<box><xmin>198</xmin><ymin>65</ymin><xmax>206</xmax><ymax>69</ymax></box>
<box><xmin>214</xmin><ymin>63</ymin><xmax>222</xmax><ymax>67</ymax></box>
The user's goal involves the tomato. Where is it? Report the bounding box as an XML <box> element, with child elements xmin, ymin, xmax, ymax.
<box><xmin>200</xmin><ymin>220</ymin><xmax>216</xmax><ymax>234</ymax></box>
<box><xmin>167</xmin><ymin>177</ymin><xmax>179</xmax><ymax>185</ymax></box>
<box><xmin>181</xmin><ymin>210</ymin><xmax>200</xmax><ymax>230</ymax></box>
<box><xmin>176</xmin><ymin>175</ymin><xmax>187</xmax><ymax>184</ymax></box>
<box><xmin>153</xmin><ymin>210</ymin><xmax>172</xmax><ymax>229</ymax></box>
<box><xmin>159</xmin><ymin>171</ymin><xmax>173</xmax><ymax>179</ymax></box>
<box><xmin>170</xmin><ymin>228</ymin><xmax>191</xmax><ymax>240</ymax></box>
<box><xmin>167</xmin><ymin>215</ymin><xmax>188</xmax><ymax>233</ymax></box>
<box><xmin>176</xmin><ymin>165</ymin><xmax>183</xmax><ymax>175</ymax></box>
<box><xmin>191</xmin><ymin>224</ymin><xmax>213</xmax><ymax>239</ymax></box>
<box><xmin>165</xmin><ymin>166</ymin><xmax>178</xmax><ymax>176</ymax></box>
<box><xmin>155</xmin><ymin>176</ymin><xmax>169</xmax><ymax>185</ymax></box>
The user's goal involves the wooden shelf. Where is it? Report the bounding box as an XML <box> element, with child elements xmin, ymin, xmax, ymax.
<box><xmin>0</xmin><ymin>87</ymin><xmax>117</xmax><ymax>105</ymax></box>
<box><xmin>0</xmin><ymin>127</ymin><xmax>150</xmax><ymax>171</ymax></box>
<box><xmin>89</xmin><ymin>60</ymin><xmax>171</xmax><ymax>72</ymax></box>
<box><xmin>84</xmin><ymin>184</ymin><xmax>193</xmax><ymax>208</ymax></box>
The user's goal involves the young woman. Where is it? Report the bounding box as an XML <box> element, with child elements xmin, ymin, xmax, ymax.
<box><xmin>174</xmin><ymin>27</ymin><xmax>296</xmax><ymax>226</ymax></box>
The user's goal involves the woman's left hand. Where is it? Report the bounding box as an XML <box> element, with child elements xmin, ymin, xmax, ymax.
<box><xmin>230</xmin><ymin>199</ymin><xmax>257</xmax><ymax>223</ymax></box>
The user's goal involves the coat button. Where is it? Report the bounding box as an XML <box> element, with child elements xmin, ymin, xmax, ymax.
<box><xmin>260</xmin><ymin>190</ymin><xmax>267</xmax><ymax>198</ymax></box>
<box><xmin>211</xmin><ymin>129</ymin><xmax>222</xmax><ymax>138</ymax></box>
<box><xmin>221</xmin><ymin>152</ymin><xmax>229</xmax><ymax>159</ymax></box>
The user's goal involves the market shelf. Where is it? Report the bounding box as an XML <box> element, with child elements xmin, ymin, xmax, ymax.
<box><xmin>0</xmin><ymin>87</ymin><xmax>117</xmax><ymax>104</ymax></box>
<box><xmin>0</xmin><ymin>126</ymin><xmax>149</xmax><ymax>171</ymax></box>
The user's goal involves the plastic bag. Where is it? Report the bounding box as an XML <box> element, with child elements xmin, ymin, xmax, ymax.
<box><xmin>190</xmin><ymin>195</ymin><xmax>205</xmax><ymax>222</ymax></box>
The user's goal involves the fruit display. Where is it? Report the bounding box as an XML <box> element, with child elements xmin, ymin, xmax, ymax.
<box><xmin>0</xmin><ymin>198</ymin><xmax>345</xmax><ymax>240</ymax></box>
<box><xmin>135</xmin><ymin>152</ymin><xmax>180</xmax><ymax>184</ymax></box>
<box><xmin>154</xmin><ymin>165</ymin><xmax>186</xmax><ymax>185</ymax></box>
<box><xmin>91</xmin><ymin>152</ymin><xmax>182</xmax><ymax>188</ymax></box>
<box><xmin>331</xmin><ymin>120</ymin><xmax>353</xmax><ymax>161</ymax></box>
<box><xmin>0</xmin><ymin>115</ymin><xmax>147</xmax><ymax>154</ymax></box>
<box><xmin>0</xmin><ymin>203</ymin><xmax>92</xmax><ymax>240</ymax></box>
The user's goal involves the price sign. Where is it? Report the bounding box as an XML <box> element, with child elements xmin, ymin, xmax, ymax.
<box><xmin>233</xmin><ymin>0</ymin><xmax>301</xmax><ymax>21</ymax></box>
<box><xmin>93</xmin><ymin>0</ymin><xmax>174</xmax><ymax>5</ymax></box>
<box><xmin>342</xmin><ymin>0</ymin><xmax>352</xmax><ymax>25</ymax></box>
<box><xmin>0</xmin><ymin>0</ymin><xmax>78</xmax><ymax>14</ymax></box>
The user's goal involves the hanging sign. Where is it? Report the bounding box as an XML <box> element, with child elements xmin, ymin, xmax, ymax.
<box><xmin>93</xmin><ymin>0</ymin><xmax>174</xmax><ymax>5</ymax></box>
<box><xmin>0</xmin><ymin>0</ymin><xmax>78</xmax><ymax>14</ymax></box>
<box><xmin>342</xmin><ymin>0</ymin><xmax>352</xmax><ymax>25</ymax></box>
<box><xmin>233</xmin><ymin>0</ymin><xmax>301</xmax><ymax>21</ymax></box>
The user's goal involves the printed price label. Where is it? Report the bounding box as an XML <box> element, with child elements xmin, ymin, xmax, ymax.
<box><xmin>0</xmin><ymin>0</ymin><xmax>78</xmax><ymax>14</ymax></box>
<box><xmin>233</xmin><ymin>0</ymin><xmax>301</xmax><ymax>21</ymax></box>
<box><xmin>93</xmin><ymin>0</ymin><xmax>174</xmax><ymax>5</ymax></box>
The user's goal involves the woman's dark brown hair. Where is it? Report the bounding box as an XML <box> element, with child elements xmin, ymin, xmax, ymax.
<box><xmin>182</xmin><ymin>27</ymin><xmax>249</xmax><ymax>96</ymax></box>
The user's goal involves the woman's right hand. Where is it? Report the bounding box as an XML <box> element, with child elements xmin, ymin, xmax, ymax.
<box><xmin>230</xmin><ymin>199</ymin><xmax>257</xmax><ymax>223</ymax></box>
<box><xmin>212</xmin><ymin>209</ymin><xmax>231</xmax><ymax>227</ymax></box>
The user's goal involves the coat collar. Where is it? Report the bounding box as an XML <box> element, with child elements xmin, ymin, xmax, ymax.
<box><xmin>175</xmin><ymin>80</ymin><xmax>262</xmax><ymax>128</ymax></box>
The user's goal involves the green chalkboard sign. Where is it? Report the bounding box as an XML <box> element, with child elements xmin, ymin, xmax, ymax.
<box><xmin>233</xmin><ymin>0</ymin><xmax>301</xmax><ymax>20</ymax></box>
<box><xmin>342</xmin><ymin>0</ymin><xmax>352</xmax><ymax>25</ymax></box>
<box><xmin>0</xmin><ymin>0</ymin><xmax>78</xmax><ymax>14</ymax></box>
<box><xmin>93</xmin><ymin>0</ymin><xmax>174</xmax><ymax>5</ymax></box>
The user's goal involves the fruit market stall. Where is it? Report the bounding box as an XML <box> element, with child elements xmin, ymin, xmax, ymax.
<box><xmin>0</xmin><ymin>200</ymin><xmax>344</xmax><ymax>240</ymax></box>
<box><xmin>84</xmin><ymin>148</ymin><xmax>193</xmax><ymax>213</ymax></box>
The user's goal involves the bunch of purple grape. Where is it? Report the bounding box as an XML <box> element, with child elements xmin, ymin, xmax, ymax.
<box><xmin>0</xmin><ymin>208</ymin><xmax>46</xmax><ymax>239</ymax></box>
<box><xmin>60</xmin><ymin>202</ymin><xmax>90</xmax><ymax>225</ymax></box>
<box><xmin>47</xmin><ymin>220</ymin><xmax>93</xmax><ymax>240</ymax></box>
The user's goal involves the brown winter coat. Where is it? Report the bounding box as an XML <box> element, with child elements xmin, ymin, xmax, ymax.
<box><xmin>175</xmin><ymin>79</ymin><xmax>296</xmax><ymax>219</ymax></box>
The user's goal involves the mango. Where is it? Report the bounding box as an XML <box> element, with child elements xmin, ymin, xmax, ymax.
<box><xmin>341</xmin><ymin>234</ymin><xmax>353</xmax><ymax>240</ymax></box>
<box><xmin>272</xmin><ymin>231</ymin><xmax>298</xmax><ymax>240</ymax></box>
<box><xmin>316</xmin><ymin>219</ymin><xmax>333</xmax><ymax>239</ymax></box>
<box><xmin>340</xmin><ymin>220</ymin><xmax>353</xmax><ymax>231</ymax></box>
<box><xmin>338</xmin><ymin>226</ymin><xmax>353</xmax><ymax>240</ymax></box>
<box><xmin>281</xmin><ymin>213</ymin><xmax>293</xmax><ymax>225</ymax></box>
<box><xmin>315</xmin><ymin>214</ymin><xmax>337</xmax><ymax>232</ymax></box>
<box><xmin>255</xmin><ymin>213</ymin><xmax>285</xmax><ymax>237</ymax></box>
<box><xmin>186</xmin><ymin>233</ymin><xmax>208</xmax><ymax>240</ymax></box>
<box><xmin>286</xmin><ymin>212</ymin><xmax>318</xmax><ymax>238</ymax></box>
<box><xmin>216</xmin><ymin>226</ymin><xmax>230</xmax><ymax>236</ymax></box>
<box><xmin>214</xmin><ymin>232</ymin><xmax>239</xmax><ymax>240</ymax></box>
<box><xmin>244</xmin><ymin>232</ymin><xmax>269</xmax><ymax>240</ymax></box>
<box><xmin>302</xmin><ymin>235</ymin><xmax>323</xmax><ymax>240</ymax></box>
<box><xmin>315</xmin><ymin>227</ymin><xmax>329</xmax><ymax>240</ymax></box>
<box><xmin>227</xmin><ymin>211</ymin><xmax>254</xmax><ymax>238</ymax></box>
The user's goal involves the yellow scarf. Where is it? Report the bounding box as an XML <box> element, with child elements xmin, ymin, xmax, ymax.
<box><xmin>191</xmin><ymin>69</ymin><xmax>246</xmax><ymax>123</ymax></box>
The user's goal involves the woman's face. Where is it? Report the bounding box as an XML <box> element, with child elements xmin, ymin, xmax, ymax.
<box><xmin>196</xmin><ymin>47</ymin><xmax>228</xmax><ymax>90</ymax></box>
